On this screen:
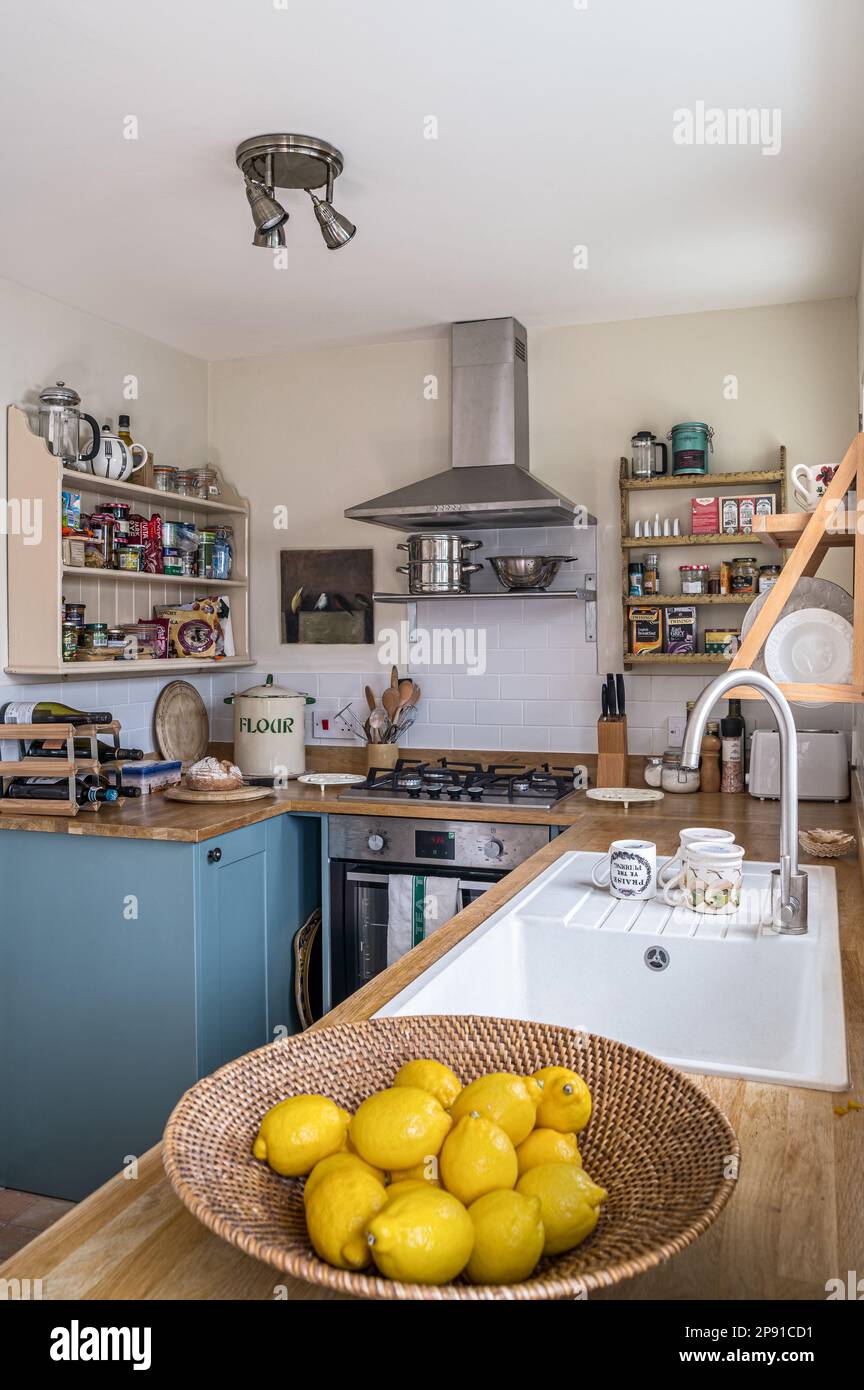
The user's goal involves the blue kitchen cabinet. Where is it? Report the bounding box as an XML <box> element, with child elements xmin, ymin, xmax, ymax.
<box><xmin>0</xmin><ymin>813</ymin><xmax>321</xmax><ymax>1200</ymax></box>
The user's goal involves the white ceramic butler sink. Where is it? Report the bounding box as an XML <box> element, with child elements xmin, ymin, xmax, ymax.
<box><xmin>377</xmin><ymin>851</ymin><xmax>849</xmax><ymax>1091</ymax></box>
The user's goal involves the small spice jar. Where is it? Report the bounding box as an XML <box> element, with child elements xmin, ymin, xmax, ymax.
<box><xmin>628</xmin><ymin>560</ymin><xmax>644</xmax><ymax>597</ymax></box>
<box><xmin>661</xmin><ymin>747</ymin><xmax>701</xmax><ymax>793</ymax></box>
<box><xmin>642</xmin><ymin>552</ymin><xmax>659</xmax><ymax>595</ymax></box>
<box><xmin>707</xmin><ymin>570</ymin><xmax>721</xmax><ymax>596</ymax></box>
<box><xmin>679</xmin><ymin>563</ymin><xmax>709</xmax><ymax>595</ymax></box>
<box><xmin>643</xmin><ymin>755</ymin><xmax>663</xmax><ymax>788</ymax></box>
<box><xmin>758</xmin><ymin>564</ymin><xmax>781</xmax><ymax>593</ymax></box>
<box><xmin>83</xmin><ymin>622</ymin><xmax>108</xmax><ymax>651</ymax></box>
<box><xmin>731</xmin><ymin>556</ymin><xmax>759</xmax><ymax>596</ymax></box>
<box><xmin>64</xmin><ymin>601</ymin><xmax>86</xmax><ymax>631</ymax></box>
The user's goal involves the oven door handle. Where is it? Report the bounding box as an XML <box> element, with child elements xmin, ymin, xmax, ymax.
<box><xmin>344</xmin><ymin>871</ymin><xmax>498</xmax><ymax>892</ymax></box>
<box><xmin>345</xmin><ymin>872</ymin><xmax>391</xmax><ymax>885</ymax></box>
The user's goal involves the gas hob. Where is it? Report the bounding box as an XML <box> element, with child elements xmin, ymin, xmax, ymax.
<box><xmin>338</xmin><ymin>758</ymin><xmax>582</xmax><ymax>811</ymax></box>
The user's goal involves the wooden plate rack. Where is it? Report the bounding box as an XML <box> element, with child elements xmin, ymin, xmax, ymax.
<box><xmin>0</xmin><ymin>719</ymin><xmax>123</xmax><ymax>816</ymax></box>
<box><xmin>726</xmin><ymin>434</ymin><xmax>864</xmax><ymax>703</ymax></box>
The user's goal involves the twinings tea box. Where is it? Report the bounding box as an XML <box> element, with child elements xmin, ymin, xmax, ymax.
<box><xmin>691</xmin><ymin>495</ymin><xmax>719</xmax><ymax>533</ymax></box>
<box><xmin>721</xmin><ymin>497</ymin><xmax>740</xmax><ymax>533</ymax></box>
<box><xmin>630</xmin><ymin>606</ymin><xmax>662</xmax><ymax>655</ymax></box>
<box><xmin>664</xmin><ymin>605</ymin><xmax>697</xmax><ymax>655</ymax></box>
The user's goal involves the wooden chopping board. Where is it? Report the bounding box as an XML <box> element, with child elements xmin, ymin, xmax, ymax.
<box><xmin>164</xmin><ymin>785</ymin><xmax>275</xmax><ymax>804</ymax></box>
<box><xmin>154</xmin><ymin>681</ymin><xmax>209</xmax><ymax>764</ymax></box>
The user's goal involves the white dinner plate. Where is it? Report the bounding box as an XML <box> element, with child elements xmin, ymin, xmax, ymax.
<box><xmin>764</xmin><ymin>608</ymin><xmax>853</xmax><ymax>696</ymax></box>
<box><xmin>739</xmin><ymin>577</ymin><xmax>853</xmax><ymax>680</ymax></box>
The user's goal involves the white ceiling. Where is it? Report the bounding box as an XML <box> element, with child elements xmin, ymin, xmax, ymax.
<box><xmin>2</xmin><ymin>0</ymin><xmax>864</xmax><ymax>360</ymax></box>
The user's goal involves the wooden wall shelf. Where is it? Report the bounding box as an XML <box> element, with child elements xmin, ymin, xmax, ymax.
<box><xmin>753</xmin><ymin>511</ymin><xmax>854</xmax><ymax>548</ymax></box>
<box><xmin>5</xmin><ymin>406</ymin><xmax>253</xmax><ymax>679</ymax></box>
<box><xmin>619</xmin><ymin>448</ymin><xmax>788</xmax><ymax>668</ymax></box>
<box><xmin>621</xmin><ymin>465</ymin><xmax>785</xmax><ymax>492</ymax></box>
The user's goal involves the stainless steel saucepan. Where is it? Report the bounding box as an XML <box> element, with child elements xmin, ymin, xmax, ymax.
<box><xmin>396</xmin><ymin>532</ymin><xmax>483</xmax><ymax>594</ymax></box>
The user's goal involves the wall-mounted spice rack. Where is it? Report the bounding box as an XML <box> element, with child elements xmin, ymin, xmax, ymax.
<box><xmin>619</xmin><ymin>451</ymin><xmax>788</xmax><ymax>666</ymax></box>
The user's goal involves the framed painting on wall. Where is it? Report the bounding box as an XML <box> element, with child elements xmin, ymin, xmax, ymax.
<box><xmin>280</xmin><ymin>548</ymin><xmax>374</xmax><ymax>644</ymax></box>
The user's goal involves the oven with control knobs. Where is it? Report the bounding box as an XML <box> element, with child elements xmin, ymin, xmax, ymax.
<box><xmin>327</xmin><ymin>815</ymin><xmax>552</xmax><ymax>1007</ymax></box>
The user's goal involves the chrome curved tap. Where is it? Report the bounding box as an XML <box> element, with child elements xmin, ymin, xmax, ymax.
<box><xmin>680</xmin><ymin>668</ymin><xmax>807</xmax><ymax>934</ymax></box>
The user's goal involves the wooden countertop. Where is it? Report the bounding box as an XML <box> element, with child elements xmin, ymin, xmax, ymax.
<box><xmin>2</xmin><ymin>791</ymin><xmax>862</xmax><ymax>1300</ymax></box>
<box><xmin>0</xmin><ymin>781</ymin><xmax>589</xmax><ymax>840</ymax></box>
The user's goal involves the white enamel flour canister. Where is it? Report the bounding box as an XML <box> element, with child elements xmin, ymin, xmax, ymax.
<box><xmin>225</xmin><ymin>674</ymin><xmax>315</xmax><ymax>778</ymax></box>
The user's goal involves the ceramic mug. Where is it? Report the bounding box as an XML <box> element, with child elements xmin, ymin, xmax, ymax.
<box><xmin>591</xmin><ymin>839</ymin><xmax>656</xmax><ymax>900</ymax></box>
<box><xmin>663</xmin><ymin>840</ymin><xmax>745</xmax><ymax>915</ymax></box>
<box><xmin>657</xmin><ymin>827</ymin><xmax>736</xmax><ymax>887</ymax></box>
<box><xmin>791</xmin><ymin>462</ymin><xmax>837</xmax><ymax>512</ymax></box>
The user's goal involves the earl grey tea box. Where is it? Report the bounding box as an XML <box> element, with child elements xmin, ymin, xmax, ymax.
<box><xmin>664</xmin><ymin>605</ymin><xmax>697</xmax><ymax>655</ymax></box>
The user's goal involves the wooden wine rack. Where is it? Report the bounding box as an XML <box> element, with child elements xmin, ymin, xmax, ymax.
<box><xmin>0</xmin><ymin>720</ymin><xmax>122</xmax><ymax>816</ymax></box>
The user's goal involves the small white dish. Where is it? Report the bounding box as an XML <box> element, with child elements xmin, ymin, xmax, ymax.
<box><xmin>298</xmin><ymin>773</ymin><xmax>367</xmax><ymax>788</ymax></box>
<box><xmin>586</xmin><ymin>787</ymin><xmax>664</xmax><ymax>808</ymax></box>
<box><xmin>764</xmin><ymin>608</ymin><xmax>853</xmax><ymax>696</ymax></box>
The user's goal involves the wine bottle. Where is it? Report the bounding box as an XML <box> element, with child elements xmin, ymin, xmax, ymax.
<box><xmin>24</xmin><ymin>739</ymin><xmax>144</xmax><ymax>763</ymax></box>
<box><xmin>5</xmin><ymin>776</ymin><xmax>119</xmax><ymax>805</ymax></box>
<box><xmin>0</xmin><ymin>700</ymin><xmax>113</xmax><ymax>727</ymax></box>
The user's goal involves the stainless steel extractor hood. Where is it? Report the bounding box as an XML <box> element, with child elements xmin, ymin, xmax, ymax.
<box><xmin>345</xmin><ymin>317</ymin><xmax>592</xmax><ymax>531</ymax></box>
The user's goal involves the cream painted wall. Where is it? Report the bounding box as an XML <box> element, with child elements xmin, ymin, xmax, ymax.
<box><xmin>208</xmin><ymin>338</ymin><xmax>451</xmax><ymax>673</ymax></box>
<box><xmin>209</xmin><ymin>297</ymin><xmax>857</xmax><ymax>682</ymax></box>
<box><xmin>0</xmin><ymin>276</ymin><xmax>209</xmax><ymax>748</ymax></box>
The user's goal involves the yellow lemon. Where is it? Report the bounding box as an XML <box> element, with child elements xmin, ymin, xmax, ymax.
<box><xmin>366</xmin><ymin>1188</ymin><xmax>474</xmax><ymax>1284</ymax></box>
<box><xmin>531</xmin><ymin>1066</ymin><xmax>592</xmax><ymax>1134</ymax></box>
<box><xmin>466</xmin><ymin>1190</ymin><xmax>545</xmax><ymax>1285</ymax></box>
<box><xmin>389</xmin><ymin>1160</ymin><xmax>441</xmax><ymax>1187</ymax></box>
<box><xmin>304</xmin><ymin>1167</ymin><xmax>388</xmax><ymax>1271</ymax></box>
<box><xmin>393</xmin><ymin>1058</ymin><xmax>462</xmax><ymax>1109</ymax></box>
<box><xmin>516</xmin><ymin>1162</ymin><xmax>607</xmax><ymax>1256</ymax></box>
<box><xmin>516</xmin><ymin>1128</ymin><xmax>582</xmax><ymax>1176</ymax></box>
<box><xmin>439</xmin><ymin>1113</ymin><xmax>518</xmax><ymax>1206</ymax></box>
<box><xmin>450</xmin><ymin>1072</ymin><xmax>542</xmax><ymax>1146</ymax></box>
<box><xmin>252</xmin><ymin>1094</ymin><xmax>351</xmax><ymax>1177</ymax></box>
<box><xmin>303</xmin><ymin>1151</ymin><xmax>385</xmax><ymax>1204</ymax></box>
<box><xmin>349</xmin><ymin>1086</ymin><xmax>452</xmax><ymax>1170</ymax></box>
<box><xmin>384</xmin><ymin>1178</ymin><xmax>429</xmax><ymax>1202</ymax></box>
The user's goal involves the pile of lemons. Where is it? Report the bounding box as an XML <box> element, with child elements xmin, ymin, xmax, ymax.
<box><xmin>252</xmin><ymin>1058</ymin><xmax>606</xmax><ymax>1286</ymax></box>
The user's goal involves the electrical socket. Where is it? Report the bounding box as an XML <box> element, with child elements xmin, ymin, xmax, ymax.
<box><xmin>312</xmin><ymin>705</ymin><xmax>364</xmax><ymax>741</ymax></box>
<box><xmin>667</xmin><ymin>714</ymin><xmax>687</xmax><ymax>746</ymax></box>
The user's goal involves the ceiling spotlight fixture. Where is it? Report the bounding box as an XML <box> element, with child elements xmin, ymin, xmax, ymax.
<box><xmin>252</xmin><ymin>222</ymin><xmax>286</xmax><ymax>250</ymax></box>
<box><xmin>245</xmin><ymin>177</ymin><xmax>288</xmax><ymax>234</ymax></box>
<box><xmin>236</xmin><ymin>134</ymin><xmax>356</xmax><ymax>252</ymax></box>
<box><xmin>306</xmin><ymin>189</ymin><xmax>356</xmax><ymax>249</ymax></box>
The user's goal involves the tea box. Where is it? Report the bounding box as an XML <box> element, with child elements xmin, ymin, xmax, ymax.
<box><xmin>664</xmin><ymin>605</ymin><xmax>697</xmax><ymax>655</ymax></box>
<box><xmin>630</xmin><ymin>606</ymin><xmax>662</xmax><ymax>655</ymax></box>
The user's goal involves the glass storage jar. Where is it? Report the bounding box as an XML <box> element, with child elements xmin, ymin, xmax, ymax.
<box><xmin>661</xmin><ymin>747</ymin><xmax>701</xmax><ymax>793</ymax></box>
<box><xmin>731</xmin><ymin>556</ymin><xmax>759</xmax><ymax>596</ymax></box>
<box><xmin>643</xmin><ymin>755</ymin><xmax>663</xmax><ymax>788</ymax></box>
<box><xmin>679</xmin><ymin>563</ymin><xmax>709</xmax><ymax>595</ymax></box>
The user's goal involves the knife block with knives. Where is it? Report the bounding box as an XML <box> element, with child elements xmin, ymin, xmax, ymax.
<box><xmin>596</xmin><ymin>673</ymin><xmax>628</xmax><ymax>788</ymax></box>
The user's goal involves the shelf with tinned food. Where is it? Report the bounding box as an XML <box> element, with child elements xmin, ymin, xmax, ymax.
<box><xmin>61</xmin><ymin>565</ymin><xmax>247</xmax><ymax>588</ymax></box>
<box><xmin>5</xmin><ymin>405</ymin><xmax>253</xmax><ymax>680</ymax></box>
<box><xmin>5</xmin><ymin>655</ymin><xmax>256</xmax><ymax>678</ymax></box>
<box><xmin>60</xmin><ymin>468</ymin><xmax>248</xmax><ymax>516</ymax></box>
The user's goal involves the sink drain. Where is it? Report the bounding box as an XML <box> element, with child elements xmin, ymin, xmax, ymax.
<box><xmin>644</xmin><ymin>945</ymin><xmax>670</xmax><ymax>972</ymax></box>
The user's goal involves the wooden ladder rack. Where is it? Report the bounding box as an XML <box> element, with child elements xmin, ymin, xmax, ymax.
<box><xmin>725</xmin><ymin>434</ymin><xmax>864</xmax><ymax>703</ymax></box>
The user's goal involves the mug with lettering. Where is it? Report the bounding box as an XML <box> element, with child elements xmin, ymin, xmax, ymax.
<box><xmin>657</xmin><ymin>826</ymin><xmax>736</xmax><ymax>887</ymax></box>
<box><xmin>591</xmin><ymin>839</ymin><xmax>656</xmax><ymax>900</ymax></box>
<box><xmin>663</xmin><ymin>839</ymin><xmax>745</xmax><ymax>914</ymax></box>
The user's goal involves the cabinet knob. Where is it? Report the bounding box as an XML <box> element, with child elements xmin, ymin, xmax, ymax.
<box><xmin>207</xmin><ymin>847</ymin><xmax>222</xmax><ymax>864</ymax></box>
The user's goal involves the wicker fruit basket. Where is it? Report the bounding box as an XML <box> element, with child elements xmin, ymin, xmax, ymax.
<box><xmin>163</xmin><ymin>1015</ymin><xmax>739</xmax><ymax>1301</ymax></box>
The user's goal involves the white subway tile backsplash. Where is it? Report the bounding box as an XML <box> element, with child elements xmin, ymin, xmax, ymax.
<box><xmin>499</xmin><ymin>623</ymin><xmax>548</xmax><ymax>649</ymax></box>
<box><xmin>532</xmin><ymin>649</ymin><xmax>576</xmax><ymax>674</ymax></box>
<box><xmin>426</xmin><ymin>699</ymin><xmax>476</xmax><ymax>724</ymax></box>
<box><xmin>523</xmin><ymin>700</ymin><xmax>574</xmax><ymax>727</ymax></box>
<box><xmin>500</xmin><ymin>726</ymin><xmax>550</xmax><ymax>752</ymax></box>
<box><xmin>412</xmin><ymin>674</ymin><xmax>453</xmax><ymax>699</ymax></box>
<box><xmin>482</xmin><ymin>650</ymin><xmax>525</xmax><ymax>675</ymax></box>
<box><xmin>501</xmin><ymin>675</ymin><xmax>549</xmax><ymax>700</ymax></box>
<box><xmin>476</xmin><ymin>700</ymin><xmax>524</xmax><ymax>725</ymax></box>
<box><xmin>451</xmin><ymin>675</ymin><xmax>501</xmax><ymax>699</ymax></box>
<box><xmin>452</xmin><ymin>724</ymin><xmax>502</xmax><ymax>750</ymax></box>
